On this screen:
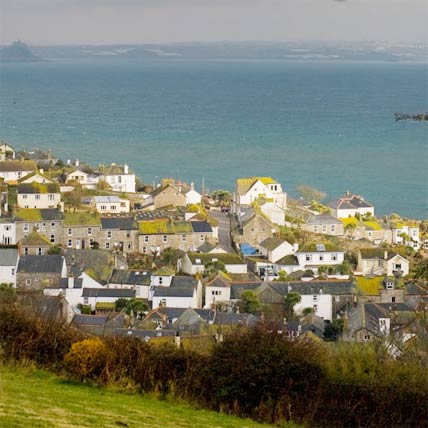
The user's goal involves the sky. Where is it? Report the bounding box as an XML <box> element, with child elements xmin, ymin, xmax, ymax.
<box><xmin>0</xmin><ymin>0</ymin><xmax>427</xmax><ymax>45</ymax></box>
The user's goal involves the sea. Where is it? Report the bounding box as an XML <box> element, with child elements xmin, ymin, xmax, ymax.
<box><xmin>0</xmin><ymin>56</ymin><xmax>427</xmax><ymax>218</ymax></box>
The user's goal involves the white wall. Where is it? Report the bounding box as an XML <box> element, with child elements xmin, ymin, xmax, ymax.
<box><xmin>103</xmin><ymin>174</ymin><xmax>136</xmax><ymax>193</ymax></box>
<box><xmin>294</xmin><ymin>293</ymin><xmax>332</xmax><ymax>321</ymax></box>
<box><xmin>205</xmin><ymin>286</ymin><xmax>231</xmax><ymax>308</ymax></box>
<box><xmin>296</xmin><ymin>252</ymin><xmax>344</xmax><ymax>268</ymax></box>
<box><xmin>17</xmin><ymin>193</ymin><xmax>61</xmax><ymax>209</ymax></box>
<box><xmin>0</xmin><ymin>222</ymin><xmax>16</xmax><ymax>245</ymax></box>
<box><xmin>0</xmin><ymin>264</ymin><xmax>18</xmax><ymax>287</ymax></box>
<box><xmin>152</xmin><ymin>294</ymin><xmax>197</xmax><ymax>309</ymax></box>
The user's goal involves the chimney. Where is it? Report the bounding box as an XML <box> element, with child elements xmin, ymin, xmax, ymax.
<box><xmin>124</xmin><ymin>164</ymin><xmax>129</xmax><ymax>174</ymax></box>
<box><xmin>161</xmin><ymin>313</ymin><xmax>167</xmax><ymax>328</ymax></box>
<box><xmin>68</xmin><ymin>275</ymin><xmax>74</xmax><ymax>289</ymax></box>
<box><xmin>384</xmin><ymin>250</ymin><xmax>388</xmax><ymax>260</ymax></box>
<box><xmin>293</xmin><ymin>243</ymin><xmax>299</xmax><ymax>253</ymax></box>
<box><xmin>190</xmin><ymin>182</ymin><xmax>194</xmax><ymax>191</ymax></box>
<box><xmin>175</xmin><ymin>331</ymin><xmax>181</xmax><ymax>348</ymax></box>
<box><xmin>75</xmin><ymin>159</ymin><xmax>80</xmax><ymax>167</ymax></box>
<box><xmin>260</xmin><ymin>311</ymin><xmax>265</xmax><ymax>324</ymax></box>
<box><xmin>39</xmin><ymin>168</ymin><xmax>44</xmax><ymax>175</ymax></box>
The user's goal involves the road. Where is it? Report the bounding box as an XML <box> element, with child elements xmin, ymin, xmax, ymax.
<box><xmin>209</xmin><ymin>210</ymin><xmax>234</xmax><ymax>253</ymax></box>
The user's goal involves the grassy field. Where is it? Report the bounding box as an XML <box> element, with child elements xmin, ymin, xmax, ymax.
<box><xmin>0</xmin><ymin>364</ymin><xmax>283</xmax><ymax>428</ymax></box>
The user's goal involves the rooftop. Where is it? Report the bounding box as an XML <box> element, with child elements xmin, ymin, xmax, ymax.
<box><xmin>17</xmin><ymin>255</ymin><xmax>64</xmax><ymax>274</ymax></box>
<box><xmin>236</xmin><ymin>177</ymin><xmax>278</xmax><ymax>195</ymax></box>
<box><xmin>187</xmin><ymin>252</ymin><xmax>246</xmax><ymax>265</ymax></box>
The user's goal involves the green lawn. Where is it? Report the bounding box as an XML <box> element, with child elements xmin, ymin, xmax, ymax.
<box><xmin>0</xmin><ymin>364</ymin><xmax>279</xmax><ymax>428</ymax></box>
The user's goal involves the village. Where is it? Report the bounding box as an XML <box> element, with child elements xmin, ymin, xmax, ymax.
<box><xmin>1</xmin><ymin>141</ymin><xmax>427</xmax><ymax>349</ymax></box>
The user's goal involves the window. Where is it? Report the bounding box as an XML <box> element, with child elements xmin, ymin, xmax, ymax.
<box><xmin>37</xmin><ymin>248</ymin><xmax>42</xmax><ymax>255</ymax></box>
<box><xmin>368</xmin><ymin>231</ymin><xmax>372</xmax><ymax>238</ymax></box>
<box><xmin>200</xmin><ymin>234</ymin><xmax>205</xmax><ymax>242</ymax></box>
<box><xmin>181</xmin><ymin>234</ymin><xmax>187</xmax><ymax>242</ymax></box>
<box><xmin>313</xmin><ymin>226</ymin><xmax>318</xmax><ymax>232</ymax></box>
<box><xmin>394</xmin><ymin>263</ymin><xmax>402</xmax><ymax>270</ymax></box>
<box><xmin>161</xmin><ymin>299</ymin><xmax>167</xmax><ymax>306</ymax></box>
<box><xmin>24</xmin><ymin>247</ymin><xmax>29</xmax><ymax>255</ymax></box>
<box><xmin>68</xmin><ymin>228</ymin><xmax>72</xmax><ymax>236</ymax></box>
<box><xmin>105</xmin><ymin>242</ymin><xmax>110</xmax><ymax>249</ymax></box>
<box><xmin>107</xmin><ymin>231</ymin><xmax>112</xmax><ymax>239</ymax></box>
<box><xmin>4</xmin><ymin>225</ymin><xmax>11</xmax><ymax>231</ymax></box>
<box><xmin>67</xmin><ymin>240</ymin><xmax>72</xmax><ymax>248</ymax></box>
<box><xmin>87</xmin><ymin>227</ymin><xmax>92</xmax><ymax>236</ymax></box>
<box><xmin>331</xmin><ymin>254</ymin><xmax>337</xmax><ymax>261</ymax></box>
<box><xmin>51</xmin><ymin>223</ymin><xmax>56</xmax><ymax>230</ymax></box>
<box><xmin>22</xmin><ymin>194</ymin><xmax>27</xmax><ymax>199</ymax></box>
<box><xmin>313</xmin><ymin>295</ymin><xmax>318</xmax><ymax>302</ymax></box>
<box><xmin>159</xmin><ymin>277</ymin><xmax>163</xmax><ymax>285</ymax></box>
<box><xmin>83</xmin><ymin>297</ymin><xmax>89</xmax><ymax>305</ymax></box>
<box><xmin>35</xmin><ymin>194</ymin><xmax>40</xmax><ymax>200</ymax></box>
<box><xmin>392</xmin><ymin>296</ymin><xmax>396</xmax><ymax>303</ymax></box>
<box><xmin>305</xmin><ymin>255</ymin><xmax>311</xmax><ymax>262</ymax></box>
<box><xmin>50</xmin><ymin>235</ymin><xmax>55</xmax><ymax>243</ymax></box>
<box><xmin>118</xmin><ymin>176</ymin><xmax>122</xmax><ymax>183</ymax></box>
<box><xmin>36</xmin><ymin>223</ymin><xmax>41</xmax><ymax>232</ymax></box>
<box><xmin>100</xmin><ymin>205</ymin><xmax>107</xmax><ymax>210</ymax></box>
<box><xmin>364</xmin><ymin>335</ymin><xmax>370</xmax><ymax>341</ymax></box>
<box><xmin>322</xmin><ymin>225</ymin><xmax>327</xmax><ymax>232</ymax></box>
<box><xmin>319</xmin><ymin>255</ymin><xmax>324</xmax><ymax>261</ymax></box>
<box><xmin>111</xmin><ymin>205</ymin><xmax>116</xmax><ymax>210</ymax></box>
<box><xmin>212</xmin><ymin>290</ymin><xmax>221</xmax><ymax>296</ymax></box>
<box><xmin>142</xmin><ymin>247</ymin><xmax>147</xmax><ymax>254</ymax></box>
<box><xmin>331</xmin><ymin>225</ymin><xmax>336</xmax><ymax>232</ymax></box>
<box><xmin>48</xmin><ymin>194</ymin><xmax>55</xmax><ymax>201</ymax></box>
<box><xmin>126</xmin><ymin>232</ymin><xmax>130</xmax><ymax>238</ymax></box>
<box><xmin>26</xmin><ymin>279</ymin><xmax>31</xmax><ymax>286</ymax></box>
<box><xmin>41</xmin><ymin>223</ymin><xmax>46</xmax><ymax>231</ymax></box>
<box><xmin>144</xmin><ymin>236</ymin><xmax>149</xmax><ymax>243</ymax></box>
<box><xmin>23</xmin><ymin>224</ymin><xmax>29</xmax><ymax>232</ymax></box>
<box><xmin>127</xmin><ymin>242</ymin><xmax>132</xmax><ymax>250</ymax></box>
<box><xmin>162</xmin><ymin>235</ymin><xmax>168</xmax><ymax>243</ymax></box>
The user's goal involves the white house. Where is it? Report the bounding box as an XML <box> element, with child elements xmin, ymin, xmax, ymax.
<box><xmin>0</xmin><ymin>219</ymin><xmax>16</xmax><ymax>245</ymax></box>
<box><xmin>259</xmin><ymin>237</ymin><xmax>296</xmax><ymax>263</ymax></box>
<box><xmin>260</xmin><ymin>202</ymin><xmax>286</xmax><ymax>226</ymax></box>
<box><xmin>357</xmin><ymin>249</ymin><xmax>409</xmax><ymax>277</ymax></box>
<box><xmin>0</xmin><ymin>248</ymin><xmax>19</xmax><ymax>287</ymax></box>
<box><xmin>66</xmin><ymin>169</ymin><xmax>100</xmax><ymax>190</ymax></box>
<box><xmin>19</xmin><ymin>171</ymin><xmax>54</xmax><ymax>185</ymax></box>
<box><xmin>296</xmin><ymin>243</ymin><xmax>345</xmax><ymax>271</ymax></box>
<box><xmin>391</xmin><ymin>224</ymin><xmax>420</xmax><ymax>250</ymax></box>
<box><xmin>204</xmin><ymin>273</ymin><xmax>232</xmax><ymax>309</ymax></box>
<box><xmin>0</xmin><ymin>160</ymin><xmax>37</xmax><ymax>183</ymax></box>
<box><xmin>81</xmin><ymin>287</ymin><xmax>135</xmax><ymax>310</ymax></box>
<box><xmin>0</xmin><ymin>142</ymin><xmax>15</xmax><ymax>160</ymax></box>
<box><xmin>180</xmin><ymin>252</ymin><xmax>248</xmax><ymax>275</ymax></box>
<box><xmin>233</xmin><ymin>177</ymin><xmax>287</xmax><ymax>211</ymax></box>
<box><xmin>329</xmin><ymin>192</ymin><xmax>374</xmax><ymax>219</ymax></box>
<box><xmin>185</xmin><ymin>183</ymin><xmax>202</xmax><ymax>205</ymax></box>
<box><xmin>98</xmin><ymin>163</ymin><xmax>136</xmax><ymax>193</ymax></box>
<box><xmin>17</xmin><ymin>182</ymin><xmax>61</xmax><ymax>209</ymax></box>
<box><xmin>93</xmin><ymin>196</ymin><xmax>130</xmax><ymax>214</ymax></box>
<box><xmin>294</xmin><ymin>292</ymin><xmax>333</xmax><ymax>322</ymax></box>
<box><xmin>109</xmin><ymin>269</ymin><xmax>151</xmax><ymax>300</ymax></box>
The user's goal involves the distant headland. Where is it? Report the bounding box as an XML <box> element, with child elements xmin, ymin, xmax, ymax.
<box><xmin>0</xmin><ymin>40</ymin><xmax>45</xmax><ymax>62</ymax></box>
<box><xmin>394</xmin><ymin>112</ymin><xmax>428</xmax><ymax>122</ymax></box>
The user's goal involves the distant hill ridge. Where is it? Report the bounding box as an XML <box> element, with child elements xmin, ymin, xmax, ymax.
<box><xmin>0</xmin><ymin>40</ymin><xmax>44</xmax><ymax>62</ymax></box>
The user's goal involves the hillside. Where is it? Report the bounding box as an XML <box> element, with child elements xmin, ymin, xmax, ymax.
<box><xmin>0</xmin><ymin>364</ymin><xmax>276</xmax><ymax>428</ymax></box>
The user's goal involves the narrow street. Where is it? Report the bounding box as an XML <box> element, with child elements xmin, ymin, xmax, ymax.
<box><xmin>209</xmin><ymin>210</ymin><xmax>234</xmax><ymax>253</ymax></box>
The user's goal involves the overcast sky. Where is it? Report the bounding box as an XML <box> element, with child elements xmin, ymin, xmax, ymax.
<box><xmin>1</xmin><ymin>0</ymin><xmax>427</xmax><ymax>45</ymax></box>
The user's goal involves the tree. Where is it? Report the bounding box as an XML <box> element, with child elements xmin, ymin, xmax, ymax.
<box><xmin>345</xmin><ymin>222</ymin><xmax>357</xmax><ymax>239</ymax></box>
<box><xmin>302</xmin><ymin>307</ymin><xmax>313</xmax><ymax>316</ymax></box>
<box><xmin>296</xmin><ymin>184</ymin><xmax>326</xmax><ymax>204</ymax></box>
<box><xmin>204</xmin><ymin>260</ymin><xmax>226</xmax><ymax>277</ymax></box>
<box><xmin>211</xmin><ymin>190</ymin><xmax>232</xmax><ymax>205</ymax></box>
<box><xmin>48</xmin><ymin>245</ymin><xmax>62</xmax><ymax>255</ymax></box>
<box><xmin>412</xmin><ymin>259</ymin><xmax>428</xmax><ymax>281</ymax></box>
<box><xmin>161</xmin><ymin>247</ymin><xmax>184</xmax><ymax>267</ymax></box>
<box><xmin>116</xmin><ymin>298</ymin><xmax>148</xmax><ymax>318</ymax></box>
<box><xmin>0</xmin><ymin>283</ymin><xmax>16</xmax><ymax>305</ymax></box>
<box><xmin>97</xmin><ymin>179</ymin><xmax>111</xmax><ymax>191</ymax></box>
<box><xmin>239</xmin><ymin>290</ymin><xmax>262</xmax><ymax>314</ymax></box>
<box><xmin>65</xmin><ymin>190</ymin><xmax>82</xmax><ymax>213</ymax></box>
<box><xmin>284</xmin><ymin>292</ymin><xmax>301</xmax><ymax>319</ymax></box>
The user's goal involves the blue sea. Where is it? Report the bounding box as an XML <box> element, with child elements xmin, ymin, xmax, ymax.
<box><xmin>0</xmin><ymin>58</ymin><xmax>427</xmax><ymax>218</ymax></box>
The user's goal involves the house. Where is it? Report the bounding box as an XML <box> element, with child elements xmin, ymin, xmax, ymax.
<box><xmin>391</xmin><ymin>222</ymin><xmax>420</xmax><ymax>250</ymax></box>
<box><xmin>19</xmin><ymin>230</ymin><xmax>52</xmax><ymax>255</ymax></box>
<box><xmin>150</xmin><ymin>184</ymin><xmax>187</xmax><ymax>209</ymax></box>
<box><xmin>234</xmin><ymin>210</ymin><xmax>278</xmax><ymax>248</ymax></box>
<box><xmin>185</xmin><ymin>183</ymin><xmax>202</xmax><ymax>205</ymax></box>
<box><xmin>0</xmin><ymin>218</ymin><xmax>16</xmax><ymax>245</ymax></box>
<box><xmin>138</xmin><ymin>219</ymin><xmax>213</xmax><ymax>254</ymax></box>
<box><xmin>14</xmin><ymin>208</ymin><xmax>64</xmax><ymax>245</ymax></box>
<box><xmin>81</xmin><ymin>288</ymin><xmax>136</xmax><ymax>311</ymax></box>
<box><xmin>98</xmin><ymin>163</ymin><xmax>136</xmax><ymax>193</ymax></box>
<box><xmin>357</xmin><ymin>248</ymin><xmax>409</xmax><ymax>277</ymax></box>
<box><xmin>346</xmin><ymin>302</ymin><xmax>414</xmax><ymax>342</ymax></box>
<box><xmin>329</xmin><ymin>192</ymin><xmax>374</xmax><ymax>219</ymax></box>
<box><xmin>180</xmin><ymin>252</ymin><xmax>248</xmax><ymax>275</ymax></box>
<box><xmin>0</xmin><ymin>248</ymin><xmax>19</xmax><ymax>287</ymax></box>
<box><xmin>151</xmin><ymin>275</ymin><xmax>203</xmax><ymax>309</ymax></box>
<box><xmin>43</xmin><ymin>275</ymin><xmax>84</xmax><ymax>308</ymax></box>
<box><xmin>259</xmin><ymin>237</ymin><xmax>295</xmax><ymax>263</ymax></box>
<box><xmin>0</xmin><ymin>160</ymin><xmax>37</xmax><ymax>183</ymax></box>
<box><xmin>92</xmin><ymin>196</ymin><xmax>130</xmax><ymax>214</ymax></box>
<box><xmin>18</xmin><ymin>171</ymin><xmax>54</xmax><ymax>185</ymax></box>
<box><xmin>17</xmin><ymin>182</ymin><xmax>61</xmax><ymax>209</ymax></box>
<box><xmin>233</xmin><ymin>177</ymin><xmax>287</xmax><ymax>212</ymax></box>
<box><xmin>197</xmin><ymin>242</ymin><xmax>228</xmax><ymax>254</ymax></box>
<box><xmin>66</xmin><ymin>169</ymin><xmax>100</xmax><ymax>189</ymax></box>
<box><xmin>99</xmin><ymin>217</ymin><xmax>138</xmax><ymax>253</ymax></box>
<box><xmin>62</xmin><ymin>212</ymin><xmax>102</xmax><ymax>250</ymax></box>
<box><xmin>301</xmin><ymin>214</ymin><xmax>344</xmax><ymax>236</ymax></box>
<box><xmin>0</xmin><ymin>142</ymin><xmax>16</xmax><ymax>160</ymax></box>
<box><xmin>204</xmin><ymin>271</ymin><xmax>232</xmax><ymax>308</ymax></box>
<box><xmin>295</xmin><ymin>243</ymin><xmax>345</xmax><ymax>272</ymax></box>
<box><xmin>71</xmin><ymin>313</ymin><xmax>126</xmax><ymax>335</ymax></box>
<box><xmin>109</xmin><ymin>269</ymin><xmax>152</xmax><ymax>299</ymax></box>
<box><xmin>274</xmin><ymin>255</ymin><xmax>302</xmax><ymax>276</ymax></box>
<box><xmin>16</xmin><ymin>255</ymin><xmax>67</xmax><ymax>290</ymax></box>
<box><xmin>259</xmin><ymin>202</ymin><xmax>286</xmax><ymax>226</ymax></box>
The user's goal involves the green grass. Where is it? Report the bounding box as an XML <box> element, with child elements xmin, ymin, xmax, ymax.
<box><xmin>356</xmin><ymin>276</ymin><xmax>383</xmax><ymax>295</ymax></box>
<box><xmin>0</xmin><ymin>364</ymin><xmax>280</xmax><ymax>428</ymax></box>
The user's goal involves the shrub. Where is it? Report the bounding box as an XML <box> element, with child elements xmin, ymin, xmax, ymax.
<box><xmin>64</xmin><ymin>338</ymin><xmax>108</xmax><ymax>382</ymax></box>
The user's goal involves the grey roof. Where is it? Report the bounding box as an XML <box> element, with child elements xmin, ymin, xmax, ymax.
<box><xmin>94</xmin><ymin>196</ymin><xmax>121</xmax><ymax>203</ymax></box>
<box><xmin>0</xmin><ymin>248</ymin><xmax>19</xmax><ymax>266</ymax></box>
<box><xmin>81</xmin><ymin>288</ymin><xmax>135</xmax><ymax>298</ymax></box>
<box><xmin>64</xmin><ymin>249</ymin><xmax>113</xmax><ymax>283</ymax></box>
<box><xmin>146</xmin><ymin>307</ymin><xmax>213</xmax><ymax>323</ymax></box>
<box><xmin>110</xmin><ymin>269</ymin><xmax>151</xmax><ymax>286</ymax></box>
<box><xmin>405</xmin><ymin>282</ymin><xmax>427</xmax><ymax>295</ymax></box>
<box><xmin>213</xmin><ymin>312</ymin><xmax>259</xmax><ymax>327</ymax></box>
<box><xmin>275</xmin><ymin>255</ymin><xmax>299</xmax><ymax>266</ymax></box>
<box><xmin>100</xmin><ymin>217</ymin><xmax>137</xmax><ymax>230</ymax></box>
<box><xmin>171</xmin><ymin>276</ymin><xmax>197</xmax><ymax>289</ymax></box>
<box><xmin>72</xmin><ymin>314</ymin><xmax>108</xmax><ymax>326</ymax></box>
<box><xmin>329</xmin><ymin>194</ymin><xmax>373</xmax><ymax>210</ymax></box>
<box><xmin>260</xmin><ymin>237</ymin><xmax>286</xmax><ymax>251</ymax></box>
<box><xmin>190</xmin><ymin>221</ymin><xmax>212</xmax><ymax>233</ymax></box>
<box><xmin>152</xmin><ymin>287</ymin><xmax>194</xmax><ymax>298</ymax></box>
<box><xmin>114</xmin><ymin>329</ymin><xmax>177</xmax><ymax>338</ymax></box>
<box><xmin>198</xmin><ymin>242</ymin><xmax>216</xmax><ymax>253</ymax></box>
<box><xmin>267</xmin><ymin>280</ymin><xmax>355</xmax><ymax>296</ymax></box>
<box><xmin>307</xmin><ymin>214</ymin><xmax>342</xmax><ymax>225</ymax></box>
<box><xmin>17</xmin><ymin>255</ymin><xmax>64</xmax><ymax>274</ymax></box>
<box><xmin>359</xmin><ymin>248</ymin><xmax>400</xmax><ymax>261</ymax></box>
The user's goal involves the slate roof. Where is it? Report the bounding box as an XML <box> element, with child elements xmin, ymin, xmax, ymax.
<box><xmin>64</xmin><ymin>249</ymin><xmax>113</xmax><ymax>283</ymax></box>
<box><xmin>58</xmin><ymin>278</ymin><xmax>83</xmax><ymax>289</ymax></box>
<box><xmin>198</xmin><ymin>242</ymin><xmax>216</xmax><ymax>253</ymax></box>
<box><xmin>152</xmin><ymin>287</ymin><xmax>194</xmax><ymax>298</ymax></box>
<box><xmin>72</xmin><ymin>314</ymin><xmax>107</xmax><ymax>326</ymax></box>
<box><xmin>230</xmin><ymin>282</ymin><xmax>261</xmax><ymax>299</ymax></box>
<box><xmin>213</xmin><ymin>312</ymin><xmax>259</xmax><ymax>327</ymax></box>
<box><xmin>20</xmin><ymin>231</ymin><xmax>51</xmax><ymax>246</ymax></box>
<box><xmin>94</xmin><ymin>196</ymin><xmax>121</xmax><ymax>203</ymax></box>
<box><xmin>81</xmin><ymin>288</ymin><xmax>135</xmax><ymax>298</ymax></box>
<box><xmin>17</xmin><ymin>255</ymin><xmax>64</xmax><ymax>273</ymax></box>
<box><xmin>14</xmin><ymin>208</ymin><xmax>63</xmax><ymax>222</ymax></box>
<box><xmin>109</xmin><ymin>269</ymin><xmax>151</xmax><ymax>286</ymax></box>
<box><xmin>260</xmin><ymin>237</ymin><xmax>286</xmax><ymax>251</ymax></box>
<box><xmin>330</xmin><ymin>194</ymin><xmax>373</xmax><ymax>210</ymax></box>
<box><xmin>190</xmin><ymin>221</ymin><xmax>213</xmax><ymax>233</ymax></box>
<box><xmin>171</xmin><ymin>276</ymin><xmax>197</xmax><ymax>288</ymax></box>
<box><xmin>236</xmin><ymin>177</ymin><xmax>277</xmax><ymax>195</ymax></box>
<box><xmin>267</xmin><ymin>280</ymin><xmax>355</xmax><ymax>296</ymax></box>
<box><xmin>0</xmin><ymin>248</ymin><xmax>19</xmax><ymax>266</ymax></box>
<box><xmin>18</xmin><ymin>182</ymin><xmax>60</xmax><ymax>194</ymax></box>
<box><xmin>100</xmin><ymin>217</ymin><xmax>137</xmax><ymax>230</ymax></box>
<box><xmin>307</xmin><ymin>214</ymin><xmax>343</xmax><ymax>225</ymax></box>
<box><xmin>275</xmin><ymin>255</ymin><xmax>299</xmax><ymax>265</ymax></box>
